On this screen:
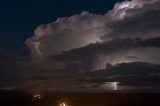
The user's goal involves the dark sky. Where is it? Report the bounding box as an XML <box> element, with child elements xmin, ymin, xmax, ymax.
<box><xmin>0</xmin><ymin>0</ymin><xmax>123</xmax><ymax>55</ymax></box>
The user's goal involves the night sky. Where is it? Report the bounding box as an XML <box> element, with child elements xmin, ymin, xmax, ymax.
<box><xmin>1</xmin><ymin>0</ymin><xmax>160</xmax><ymax>92</ymax></box>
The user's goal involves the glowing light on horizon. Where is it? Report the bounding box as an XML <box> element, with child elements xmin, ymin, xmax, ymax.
<box><xmin>112</xmin><ymin>82</ymin><xmax>118</xmax><ymax>91</ymax></box>
<box><xmin>33</xmin><ymin>94</ymin><xmax>41</xmax><ymax>99</ymax></box>
<box><xmin>59</xmin><ymin>102</ymin><xmax>68</xmax><ymax>106</ymax></box>
<box><xmin>31</xmin><ymin>94</ymin><xmax>42</xmax><ymax>102</ymax></box>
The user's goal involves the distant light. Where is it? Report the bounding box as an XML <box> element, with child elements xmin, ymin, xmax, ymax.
<box><xmin>112</xmin><ymin>82</ymin><xmax>118</xmax><ymax>91</ymax></box>
<box><xmin>34</xmin><ymin>94</ymin><xmax>41</xmax><ymax>99</ymax></box>
<box><xmin>31</xmin><ymin>94</ymin><xmax>42</xmax><ymax>102</ymax></box>
<box><xmin>59</xmin><ymin>102</ymin><xmax>68</xmax><ymax>106</ymax></box>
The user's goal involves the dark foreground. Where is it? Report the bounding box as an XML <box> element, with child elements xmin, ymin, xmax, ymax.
<box><xmin>1</xmin><ymin>90</ymin><xmax>160</xmax><ymax>106</ymax></box>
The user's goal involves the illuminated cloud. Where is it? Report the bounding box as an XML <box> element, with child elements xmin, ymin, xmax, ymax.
<box><xmin>2</xmin><ymin>0</ymin><xmax>160</xmax><ymax>91</ymax></box>
<box><xmin>102</xmin><ymin>0</ymin><xmax>160</xmax><ymax>40</ymax></box>
<box><xmin>26</xmin><ymin>11</ymin><xmax>108</xmax><ymax>60</ymax></box>
<box><xmin>51</xmin><ymin>38</ymin><xmax>160</xmax><ymax>70</ymax></box>
<box><xmin>26</xmin><ymin>0</ymin><xmax>160</xmax><ymax>61</ymax></box>
<box><xmin>26</xmin><ymin>0</ymin><xmax>160</xmax><ymax>71</ymax></box>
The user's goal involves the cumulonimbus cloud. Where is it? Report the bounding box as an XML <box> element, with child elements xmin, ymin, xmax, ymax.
<box><xmin>2</xmin><ymin>0</ymin><xmax>160</xmax><ymax>91</ymax></box>
<box><xmin>50</xmin><ymin>37</ymin><xmax>160</xmax><ymax>70</ymax></box>
<box><xmin>25</xmin><ymin>11</ymin><xmax>109</xmax><ymax>60</ymax></box>
<box><xmin>26</xmin><ymin>0</ymin><xmax>160</xmax><ymax>70</ymax></box>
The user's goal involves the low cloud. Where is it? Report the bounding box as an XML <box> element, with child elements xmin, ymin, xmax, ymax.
<box><xmin>50</xmin><ymin>38</ymin><xmax>160</xmax><ymax>71</ymax></box>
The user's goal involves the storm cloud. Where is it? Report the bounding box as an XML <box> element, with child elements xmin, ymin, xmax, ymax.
<box><xmin>50</xmin><ymin>38</ymin><xmax>160</xmax><ymax>71</ymax></box>
<box><xmin>25</xmin><ymin>12</ymin><xmax>108</xmax><ymax>60</ymax></box>
<box><xmin>1</xmin><ymin>0</ymin><xmax>160</xmax><ymax>91</ymax></box>
<box><xmin>26</xmin><ymin>0</ymin><xmax>160</xmax><ymax>71</ymax></box>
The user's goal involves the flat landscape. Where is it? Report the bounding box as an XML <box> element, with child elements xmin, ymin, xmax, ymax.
<box><xmin>1</xmin><ymin>90</ymin><xmax>160</xmax><ymax>106</ymax></box>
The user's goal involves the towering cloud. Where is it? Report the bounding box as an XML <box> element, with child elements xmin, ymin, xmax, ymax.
<box><xmin>102</xmin><ymin>0</ymin><xmax>160</xmax><ymax>40</ymax></box>
<box><xmin>26</xmin><ymin>0</ymin><xmax>160</xmax><ymax>70</ymax></box>
<box><xmin>25</xmin><ymin>11</ymin><xmax>108</xmax><ymax>60</ymax></box>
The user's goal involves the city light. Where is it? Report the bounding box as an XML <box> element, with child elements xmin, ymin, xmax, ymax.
<box><xmin>59</xmin><ymin>102</ymin><xmax>68</xmax><ymax>106</ymax></box>
<box><xmin>31</xmin><ymin>94</ymin><xmax>42</xmax><ymax>102</ymax></box>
